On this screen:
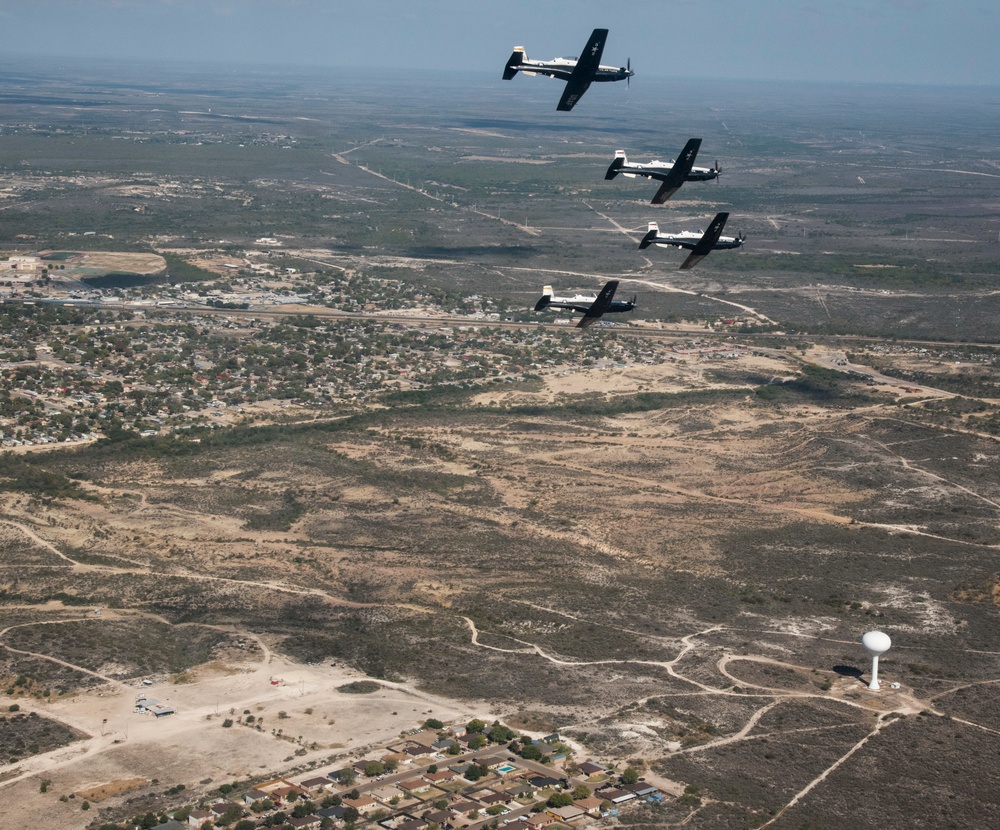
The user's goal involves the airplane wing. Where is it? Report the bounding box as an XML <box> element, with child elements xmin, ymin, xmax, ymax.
<box><xmin>650</xmin><ymin>138</ymin><xmax>702</xmax><ymax>204</ymax></box>
<box><xmin>556</xmin><ymin>28</ymin><xmax>607</xmax><ymax>111</ymax></box>
<box><xmin>576</xmin><ymin>280</ymin><xmax>618</xmax><ymax>328</ymax></box>
<box><xmin>678</xmin><ymin>253</ymin><xmax>707</xmax><ymax>271</ymax></box>
<box><xmin>557</xmin><ymin>80</ymin><xmax>592</xmax><ymax>112</ymax></box>
<box><xmin>679</xmin><ymin>212</ymin><xmax>729</xmax><ymax>270</ymax></box>
<box><xmin>691</xmin><ymin>212</ymin><xmax>729</xmax><ymax>255</ymax></box>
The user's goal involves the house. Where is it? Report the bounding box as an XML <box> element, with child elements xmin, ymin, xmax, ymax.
<box><xmin>506</xmin><ymin>782</ymin><xmax>536</xmax><ymax>800</ymax></box>
<box><xmin>299</xmin><ymin>776</ymin><xmax>333</xmax><ymax>793</ymax></box>
<box><xmin>317</xmin><ymin>806</ymin><xmax>348</xmax><ymax>821</ymax></box>
<box><xmin>423</xmin><ymin>769</ymin><xmax>456</xmax><ymax>784</ymax></box>
<box><xmin>574</xmin><ymin>796</ymin><xmax>604</xmax><ymax>816</ymax></box>
<box><xmin>379</xmin><ymin>812</ymin><xmax>422</xmax><ymax>830</ymax></box>
<box><xmin>397</xmin><ymin>778</ymin><xmax>432</xmax><ymax>795</ymax></box>
<box><xmin>524</xmin><ymin>814</ymin><xmax>557</xmax><ymax>830</ymax></box>
<box><xmin>209</xmin><ymin>802</ymin><xmax>242</xmax><ymax>818</ymax></box>
<box><xmin>186</xmin><ymin>811</ymin><xmax>212</xmax><ymax>828</ymax></box>
<box><xmin>594</xmin><ymin>786</ymin><xmax>635</xmax><ymax>804</ymax></box>
<box><xmin>546</xmin><ymin>805</ymin><xmax>584</xmax><ymax>823</ymax></box>
<box><xmin>327</xmin><ymin>767</ymin><xmax>357</xmax><ymax>784</ymax></box>
<box><xmin>370</xmin><ymin>784</ymin><xmax>403</xmax><ymax>804</ymax></box>
<box><xmin>242</xmin><ymin>789</ymin><xmax>271</xmax><ymax>807</ymax></box>
<box><xmin>150</xmin><ymin>822</ymin><xmax>186</xmax><ymax>830</ymax></box>
<box><xmin>257</xmin><ymin>778</ymin><xmax>310</xmax><ymax>799</ymax></box>
<box><xmin>421</xmin><ymin>809</ymin><xmax>453</xmax><ymax>827</ymax></box>
<box><xmin>528</xmin><ymin>775</ymin><xmax>562</xmax><ymax>790</ymax></box>
<box><xmin>343</xmin><ymin>794</ymin><xmax>379</xmax><ymax>816</ymax></box>
<box><xmin>404</xmin><ymin>743</ymin><xmax>436</xmax><ymax>757</ymax></box>
<box><xmin>287</xmin><ymin>816</ymin><xmax>322</xmax><ymax>830</ymax></box>
<box><xmin>623</xmin><ymin>781</ymin><xmax>659</xmax><ymax>798</ymax></box>
<box><xmin>449</xmin><ymin>800</ymin><xmax>483</xmax><ymax>818</ymax></box>
<box><xmin>576</xmin><ymin>761</ymin><xmax>606</xmax><ymax>777</ymax></box>
<box><xmin>382</xmin><ymin>751</ymin><xmax>413</xmax><ymax>767</ymax></box>
<box><xmin>478</xmin><ymin>791</ymin><xmax>512</xmax><ymax>807</ymax></box>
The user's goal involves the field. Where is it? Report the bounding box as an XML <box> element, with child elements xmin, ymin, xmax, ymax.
<box><xmin>0</xmin><ymin>57</ymin><xmax>1000</xmax><ymax>829</ymax></box>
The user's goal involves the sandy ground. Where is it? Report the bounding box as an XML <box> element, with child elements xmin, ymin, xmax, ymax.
<box><xmin>0</xmin><ymin>644</ymin><xmax>487</xmax><ymax>830</ymax></box>
<box><xmin>40</xmin><ymin>250</ymin><xmax>166</xmax><ymax>276</ymax></box>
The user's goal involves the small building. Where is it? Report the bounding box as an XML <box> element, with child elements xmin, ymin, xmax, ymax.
<box><xmin>299</xmin><ymin>776</ymin><xmax>333</xmax><ymax>793</ymax></box>
<box><xmin>242</xmin><ymin>789</ymin><xmax>271</xmax><ymax>807</ymax></box>
<box><xmin>343</xmin><ymin>795</ymin><xmax>379</xmax><ymax>816</ymax></box>
<box><xmin>574</xmin><ymin>796</ymin><xmax>604</xmax><ymax>816</ymax></box>
<box><xmin>397</xmin><ymin>778</ymin><xmax>432</xmax><ymax>795</ymax></box>
<box><xmin>149</xmin><ymin>703</ymin><xmax>175</xmax><ymax>718</ymax></box>
<box><xmin>423</xmin><ymin>769</ymin><xmax>456</xmax><ymax>784</ymax></box>
<box><xmin>546</xmin><ymin>804</ymin><xmax>584</xmax><ymax>822</ymax></box>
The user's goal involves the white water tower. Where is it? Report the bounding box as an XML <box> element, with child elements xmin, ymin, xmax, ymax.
<box><xmin>862</xmin><ymin>630</ymin><xmax>892</xmax><ymax>690</ymax></box>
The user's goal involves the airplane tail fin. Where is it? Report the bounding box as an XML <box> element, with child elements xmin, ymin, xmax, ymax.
<box><xmin>604</xmin><ymin>151</ymin><xmax>626</xmax><ymax>180</ymax></box>
<box><xmin>503</xmin><ymin>48</ymin><xmax>525</xmax><ymax>80</ymax></box>
<box><xmin>534</xmin><ymin>285</ymin><xmax>553</xmax><ymax>311</ymax></box>
<box><xmin>638</xmin><ymin>222</ymin><xmax>659</xmax><ymax>250</ymax></box>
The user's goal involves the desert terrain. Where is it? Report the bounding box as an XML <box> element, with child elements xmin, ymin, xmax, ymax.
<box><xmin>4</xmin><ymin>343</ymin><xmax>1000</xmax><ymax>828</ymax></box>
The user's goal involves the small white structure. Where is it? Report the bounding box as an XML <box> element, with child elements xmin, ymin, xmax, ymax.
<box><xmin>862</xmin><ymin>630</ymin><xmax>892</xmax><ymax>690</ymax></box>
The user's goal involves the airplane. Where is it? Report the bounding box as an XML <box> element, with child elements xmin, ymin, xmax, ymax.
<box><xmin>638</xmin><ymin>212</ymin><xmax>745</xmax><ymax>270</ymax></box>
<box><xmin>605</xmin><ymin>138</ymin><xmax>721</xmax><ymax>204</ymax></box>
<box><xmin>533</xmin><ymin>280</ymin><xmax>636</xmax><ymax>328</ymax></box>
<box><xmin>502</xmin><ymin>28</ymin><xmax>633</xmax><ymax>112</ymax></box>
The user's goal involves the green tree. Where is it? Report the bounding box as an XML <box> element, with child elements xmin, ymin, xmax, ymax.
<box><xmin>547</xmin><ymin>793</ymin><xmax>573</xmax><ymax>808</ymax></box>
<box><xmin>620</xmin><ymin>767</ymin><xmax>640</xmax><ymax>785</ymax></box>
<box><xmin>489</xmin><ymin>721</ymin><xmax>515</xmax><ymax>743</ymax></box>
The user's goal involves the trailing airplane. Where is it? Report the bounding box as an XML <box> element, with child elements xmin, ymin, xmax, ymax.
<box><xmin>605</xmin><ymin>138</ymin><xmax>721</xmax><ymax>204</ymax></box>
<box><xmin>533</xmin><ymin>280</ymin><xmax>635</xmax><ymax>328</ymax></box>
<box><xmin>502</xmin><ymin>28</ymin><xmax>633</xmax><ymax>112</ymax></box>
<box><xmin>639</xmin><ymin>212</ymin><xmax>745</xmax><ymax>270</ymax></box>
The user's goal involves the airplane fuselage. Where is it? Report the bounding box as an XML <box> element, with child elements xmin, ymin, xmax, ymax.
<box><xmin>620</xmin><ymin>159</ymin><xmax>718</xmax><ymax>183</ymax></box>
<box><xmin>518</xmin><ymin>58</ymin><xmax>632</xmax><ymax>83</ymax></box>
<box><xmin>548</xmin><ymin>296</ymin><xmax>635</xmax><ymax>314</ymax></box>
<box><xmin>647</xmin><ymin>231</ymin><xmax>743</xmax><ymax>251</ymax></box>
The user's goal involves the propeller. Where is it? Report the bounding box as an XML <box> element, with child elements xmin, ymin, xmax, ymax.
<box><xmin>630</xmin><ymin>295</ymin><xmax>637</xmax><ymax>314</ymax></box>
<box><xmin>626</xmin><ymin>58</ymin><xmax>632</xmax><ymax>86</ymax></box>
<box><xmin>715</xmin><ymin>161</ymin><xmax>721</xmax><ymax>182</ymax></box>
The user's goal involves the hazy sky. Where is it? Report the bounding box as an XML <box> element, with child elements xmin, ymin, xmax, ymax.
<box><xmin>1</xmin><ymin>0</ymin><xmax>997</xmax><ymax>86</ymax></box>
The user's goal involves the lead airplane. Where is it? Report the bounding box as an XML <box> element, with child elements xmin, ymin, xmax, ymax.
<box><xmin>502</xmin><ymin>28</ymin><xmax>633</xmax><ymax>111</ymax></box>
<box><xmin>605</xmin><ymin>138</ymin><xmax>721</xmax><ymax>203</ymax></box>
<box><xmin>639</xmin><ymin>212</ymin><xmax>745</xmax><ymax>270</ymax></box>
<box><xmin>534</xmin><ymin>280</ymin><xmax>635</xmax><ymax>328</ymax></box>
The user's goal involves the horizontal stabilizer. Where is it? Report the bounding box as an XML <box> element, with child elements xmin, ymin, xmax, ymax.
<box><xmin>605</xmin><ymin>151</ymin><xmax>626</xmax><ymax>180</ymax></box>
<box><xmin>638</xmin><ymin>222</ymin><xmax>659</xmax><ymax>250</ymax></box>
<box><xmin>502</xmin><ymin>48</ymin><xmax>525</xmax><ymax>80</ymax></box>
<box><xmin>534</xmin><ymin>285</ymin><xmax>554</xmax><ymax>312</ymax></box>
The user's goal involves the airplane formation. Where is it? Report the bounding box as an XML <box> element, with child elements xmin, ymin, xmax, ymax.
<box><xmin>503</xmin><ymin>28</ymin><xmax>747</xmax><ymax>328</ymax></box>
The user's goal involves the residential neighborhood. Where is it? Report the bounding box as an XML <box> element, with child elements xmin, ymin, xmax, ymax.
<box><xmin>135</xmin><ymin>719</ymin><xmax>666</xmax><ymax>830</ymax></box>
